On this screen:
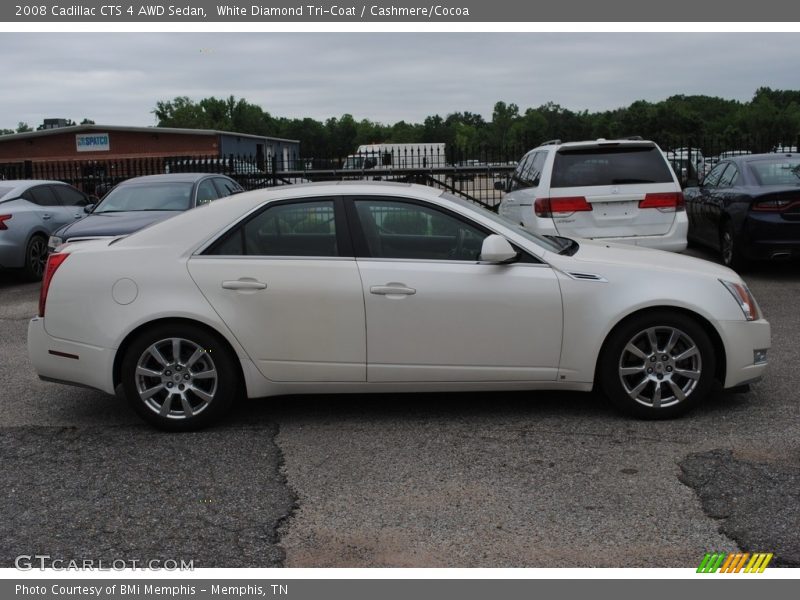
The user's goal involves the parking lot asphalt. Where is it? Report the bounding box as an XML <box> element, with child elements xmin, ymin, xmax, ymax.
<box><xmin>1</xmin><ymin>246</ymin><xmax>798</xmax><ymax>568</ymax></box>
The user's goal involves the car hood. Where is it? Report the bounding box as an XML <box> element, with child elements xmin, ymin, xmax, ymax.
<box><xmin>553</xmin><ymin>238</ymin><xmax>739</xmax><ymax>281</ymax></box>
<box><xmin>56</xmin><ymin>211</ymin><xmax>183</xmax><ymax>239</ymax></box>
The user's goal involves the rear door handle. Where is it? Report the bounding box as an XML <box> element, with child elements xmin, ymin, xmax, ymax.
<box><xmin>222</xmin><ymin>279</ymin><xmax>267</xmax><ymax>291</ymax></box>
<box><xmin>370</xmin><ymin>284</ymin><xmax>416</xmax><ymax>296</ymax></box>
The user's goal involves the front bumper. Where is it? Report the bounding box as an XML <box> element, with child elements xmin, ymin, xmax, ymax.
<box><xmin>27</xmin><ymin>317</ymin><xmax>116</xmax><ymax>395</ymax></box>
<box><xmin>718</xmin><ymin>318</ymin><xmax>771</xmax><ymax>388</ymax></box>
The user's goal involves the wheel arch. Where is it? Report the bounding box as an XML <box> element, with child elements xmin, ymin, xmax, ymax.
<box><xmin>593</xmin><ymin>305</ymin><xmax>727</xmax><ymax>389</ymax></box>
<box><xmin>112</xmin><ymin>317</ymin><xmax>246</xmax><ymax>393</ymax></box>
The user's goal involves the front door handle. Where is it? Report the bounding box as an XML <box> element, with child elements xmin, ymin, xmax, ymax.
<box><xmin>41</xmin><ymin>213</ymin><xmax>51</xmax><ymax>220</ymax></box>
<box><xmin>222</xmin><ymin>279</ymin><xmax>267</xmax><ymax>291</ymax></box>
<box><xmin>370</xmin><ymin>284</ymin><xmax>416</xmax><ymax>296</ymax></box>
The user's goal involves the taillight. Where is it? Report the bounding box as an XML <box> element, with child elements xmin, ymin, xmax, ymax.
<box><xmin>534</xmin><ymin>197</ymin><xmax>592</xmax><ymax>218</ymax></box>
<box><xmin>0</xmin><ymin>214</ymin><xmax>11</xmax><ymax>230</ymax></box>
<box><xmin>752</xmin><ymin>198</ymin><xmax>800</xmax><ymax>212</ymax></box>
<box><xmin>639</xmin><ymin>192</ymin><xmax>685</xmax><ymax>212</ymax></box>
<box><xmin>38</xmin><ymin>253</ymin><xmax>69</xmax><ymax>318</ymax></box>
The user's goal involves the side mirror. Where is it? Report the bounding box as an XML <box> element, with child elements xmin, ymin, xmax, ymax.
<box><xmin>494</xmin><ymin>180</ymin><xmax>506</xmax><ymax>191</ymax></box>
<box><xmin>83</xmin><ymin>203</ymin><xmax>96</xmax><ymax>214</ymax></box>
<box><xmin>480</xmin><ymin>234</ymin><xmax>518</xmax><ymax>263</ymax></box>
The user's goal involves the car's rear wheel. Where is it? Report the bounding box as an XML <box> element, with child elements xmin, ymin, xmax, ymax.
<box><xmin>21</xmin><ymin>234</ymin><xmax>48</xmax><ymax>281</ymax></box>
<box><xmin>720</xmin><ymin>220</ymin><xmax>747</xmax><ymax>270</ymax></box>
<box><xmin>120</xmin><ymin>323</ymin><xmax>239</xmax><ymax>431</ymax></box>
<box><xmin>600</xmin><ymin>312</ymin><xmax>716</xmax><ymax>419</ymax></box>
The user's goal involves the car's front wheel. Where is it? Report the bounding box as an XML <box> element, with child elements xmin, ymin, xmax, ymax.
<box><xmin>600</xmin><ymin>312</ymin><xmax>716</xmax><ymax>419</ymax></box>
<box><xmin>120</xmin><ymin>323</ymin><xmax>239</xmax><ymax>431</ymax></box>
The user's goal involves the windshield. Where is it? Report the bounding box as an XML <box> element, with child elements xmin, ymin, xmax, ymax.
<box><xmin>94</xmin><ymin>182</ymin><xmax>193</xmax><ymax>213</ymax></box>
<box><xmin>440</xmin><ymin>192</ymin><xmax>564</xmax><ymax>253</ymax></box>
<box><xmin>748</xmin><ymin>158</ymin><xmax>800</xmax><ymax>186</ymax></box>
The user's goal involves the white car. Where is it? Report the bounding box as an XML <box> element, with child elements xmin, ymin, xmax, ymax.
<box><xmin>499</xmin><ymin>139</ymin><xmax>688</xmax><ymax>252</ymax></box>
<box><xmin>28</xmin><ymin>182</ymin><xmax>769</xmax><ymax>430</ymax></box>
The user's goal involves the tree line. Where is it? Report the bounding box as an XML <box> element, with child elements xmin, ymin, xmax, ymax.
<box><xmin>152</xmin><ymin>88</ymin><xmax>800</xmax><ymax>156</ymax></box>
<box><xmin>4</xmin><ymin>88</ymin><xmax>799</xmax><ymax>156</ymax></box>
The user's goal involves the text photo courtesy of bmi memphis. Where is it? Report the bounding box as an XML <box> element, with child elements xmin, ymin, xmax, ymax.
<box><xmin>1</xmin><ymin>1</ymin><xmax>799</xmax><ymax>597</ymax></box>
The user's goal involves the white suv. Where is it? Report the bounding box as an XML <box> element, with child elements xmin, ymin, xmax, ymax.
<box><xmin>498</xmin><ymin>138</ymin><xmax>687</xmax><ymax>252</ymax></box>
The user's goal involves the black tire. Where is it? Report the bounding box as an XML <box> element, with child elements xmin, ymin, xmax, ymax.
<box><xmin>720</xmin><ymin>220</ymin><xmax>747</xmax><ymax>271</ymax></box>
<box><xmin>20</xmin><ymin>234</ymin><xmax>48</xmax><ymax>281</ymax></box>
<box><xmin>599</xmin><ymin>311</ymin><xmax>716</xmax><ymax>419</ymax></box>
<box><xmin>120</xmin><ymin>323</ymin><xmax>240</xmax><ymax>431</ymax></box>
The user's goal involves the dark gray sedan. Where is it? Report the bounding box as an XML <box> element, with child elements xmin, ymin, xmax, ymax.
<box><xmin>684</xmin><ymin>153</ymin><xmax>800</xmax><ymax>269</ymax></box>
<box><xmin>48</xmin><ymin>173</ymin><xmax>243</xmax><ymax>252</ymax></box>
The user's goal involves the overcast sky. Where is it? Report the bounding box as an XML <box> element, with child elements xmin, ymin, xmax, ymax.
<box><xmin>1</xmin><ymin>33</ymin><xmax>799</xmax><ymax>130</ymax></box>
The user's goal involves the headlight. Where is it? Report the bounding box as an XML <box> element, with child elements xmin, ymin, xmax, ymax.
<box><xmin>48</xmin><ymin>236</ymin><xmax>63</xmax><ymax>250</ymax></box>
<box><xmin>720</xmin><ymin>280</ymin><xmax>760</xmax><ymax>321</ymax></box>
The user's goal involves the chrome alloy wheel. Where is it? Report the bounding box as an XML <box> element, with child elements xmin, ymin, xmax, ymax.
<box><xmin>618</xmin><ymin>326</ymin><xmax>702</xmax><ymax>409</ymax></box>
<box><xmin>134</xmin><ymin>338</ymin><xmax>218</xmax><ymax>419</ymax></box>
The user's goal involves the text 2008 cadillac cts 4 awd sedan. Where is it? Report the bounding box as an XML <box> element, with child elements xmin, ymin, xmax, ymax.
<box><xmin>28</xmin><ymin>182</ymin><xmax>770</xmax><ymax>430</ymax></box>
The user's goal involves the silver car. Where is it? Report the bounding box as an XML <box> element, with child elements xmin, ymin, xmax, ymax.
<box><xmin>0</xmin><ymin>180</ymin><xmax>92</xmax><ymax>280</ymax></box>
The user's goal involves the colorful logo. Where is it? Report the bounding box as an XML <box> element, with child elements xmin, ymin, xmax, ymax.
<box><xmin>697</xmin><ymin>552</ymin><xmax>773</xmax><ymax>573</ymax></box>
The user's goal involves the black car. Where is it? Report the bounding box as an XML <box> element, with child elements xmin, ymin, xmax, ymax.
<box><xmin>684</xmin><ymin>153</ymin><xmax>800</xmax><ymax>269</ymax></box>
<box><xmin>48</xmin><ymin>173</ymin><xmax>243</xmax><ymax>251</ymax></box>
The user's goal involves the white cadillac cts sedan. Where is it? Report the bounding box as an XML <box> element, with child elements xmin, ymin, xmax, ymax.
<box><xmin>28</xmin><ymin>182</ymin><xmax>770</xmax><ymax>430</ymax></box>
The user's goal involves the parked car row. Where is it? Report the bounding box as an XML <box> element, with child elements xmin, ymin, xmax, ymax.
<box><xmin>495</xmin><ymin>138</ymin><xmax>800</xmax><ymax>271</ymax></box>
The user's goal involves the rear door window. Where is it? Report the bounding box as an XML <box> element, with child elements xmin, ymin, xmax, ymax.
<box><xmin>551</xmin><ymin>146</ymin><xmax>673</xmax><ymax>188</ymax></box>
<box><xmin>717</xmin><ymin>164</ymin><xmax>739</xmax><ymax>188</ymax></box>
<box><xmin>207</xmin><ymin>199</ymin><xmax>339</xmax><ymax>257</ymax></box>
<box><xmin>52</xmin><ymin>185</ymin><xmax>89</xmax><ymax>206</ymax></box>
<box><xmin>213</xmin><ymin>177</ymin><xmax>243</xmax><ymax>197</ymax></box>
<box><xmin>23</xmin><ymin>186</ymin><xmax>59</xmax><ymax>207</ymax></box>
<box><xmin>195</xmin><ymin>179</ymin><xmax>220</xmax><ymax>206</ymax></box>
<box><xmin>702</xmin><ymin>162</ymin><xmax>727</xmax><ymax>188</ymax></box>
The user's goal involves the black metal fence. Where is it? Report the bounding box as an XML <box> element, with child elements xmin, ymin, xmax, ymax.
<box><xmin>2</xmin><ymin>135</ymin><xmax>798</xmax><ymax>208</ymax></box>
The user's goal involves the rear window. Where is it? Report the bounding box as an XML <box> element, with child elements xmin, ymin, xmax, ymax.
<box><xmin>748</xmin><ymin>158</ymin><xmax>800</xmax><ymax>186</ymax></box>
<box><xmin>551</xmin><ymin>146</ymin><xmax>674</xmax><ymax>188</ymax></box>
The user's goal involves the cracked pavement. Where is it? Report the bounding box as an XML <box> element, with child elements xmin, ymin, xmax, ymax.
<box><xmin>1</xmin><ymin>247</ymin><xmax>798</xmax><ymax>567</ymax></box>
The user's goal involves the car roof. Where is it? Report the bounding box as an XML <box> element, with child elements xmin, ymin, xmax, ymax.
<box><xmin>115</xmin><ymin>173</ymin><xmax>219</xmax><ymax>185</ymax></box>
<box><xmin>0</xmin><ymin>180</ymin><xmax>75</xmax><ymax>199</ymax></box>
<box><xmin>556</xmin><ymin>139</ymin><xmax>657</xmax><ymax>150</ymax></box>
<box><xmin>737</xmin><ymin>152</ymin><xmax>798</xmax><ymax>163</ymax></box>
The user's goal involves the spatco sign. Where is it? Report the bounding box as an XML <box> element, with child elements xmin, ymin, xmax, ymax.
<box><xmin>76</xmin><ymin>133</ymin><xmax>110</xmax><ymax>152</ymax></box>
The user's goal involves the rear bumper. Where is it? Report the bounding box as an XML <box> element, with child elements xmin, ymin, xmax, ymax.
<box><xmin>526</xmin><ymin>212</ymin><xmax>688</xmax><ymax>253</ymax></box>
<box><xmin>741</xmin><ymin>214</ymin><xmax>800</xmax><ymax>260</ymax></box>
<box><xmin>718</xmin><ymin>318</ymin><xmax>771</xmax><ymax>388</ymax></box>
<box><xmin>27</xmin><ymin>317</ymin><xmax>116</xmax><ymax>394</ymax></box>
